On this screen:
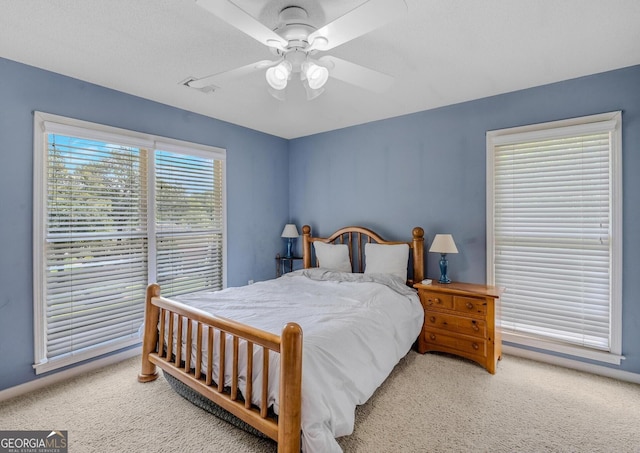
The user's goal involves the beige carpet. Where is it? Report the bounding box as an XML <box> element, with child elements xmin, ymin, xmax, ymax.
<box><xmin>1</xmin><ymin>351</ymin><xmax>639</xmax><ymax>452</ymax></box>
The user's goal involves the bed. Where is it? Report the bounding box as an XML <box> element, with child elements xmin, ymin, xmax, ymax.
<box><xmin>138</xmin><ymin>225</ymin><xmax>425</xmax><ymax>452</ymax></box>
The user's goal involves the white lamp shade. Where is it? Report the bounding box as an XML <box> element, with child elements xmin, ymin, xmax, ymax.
<box><xmin>281</xmin><ymin>224</ymin><xmax>299</xmax><ymax>238</ymax></box>
<box><xmin>429</xmin><ymin>234</ymin><xmax>458</xmax><ymax>254</ymax></box>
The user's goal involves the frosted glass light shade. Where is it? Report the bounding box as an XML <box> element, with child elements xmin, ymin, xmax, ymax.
<box><xmin>429</xmin><ymin>234</ymin><xmax>458</xmax><ymax>254</ymax></box>
<box><xmin>266</xmin><ymin>61</ymin><xmax>292</xmax><ymax>90</ymax></box>
<box><xmin>303</xmin><ymin>80</ymin><xmax>324</xmax><ymax>100</ymax></box>
<box><xmin>281</xmin><ymin>224</ymin><xmax>299</xmax><ymax>238</ymax></box>
<box><xmin>303</xmin><ymin>62</ymin><xmax>329</xmax><ymax>90</ymax></box>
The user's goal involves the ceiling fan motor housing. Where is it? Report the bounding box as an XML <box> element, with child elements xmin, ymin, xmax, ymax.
<box><xmin>274</xmin><ymin>6</ymin><xmax>316</xmax><ymax>49</ymax></box>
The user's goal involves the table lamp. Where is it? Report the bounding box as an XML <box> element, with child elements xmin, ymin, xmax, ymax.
<box><xmin>281</xmin><ymin>224</ymin><xmax>299</xmax><ymax>258</ymax></box>
<box><xmin>429</xmin><ymin>234</ymin><xmax>458</xmax><ymax>283</ymax></box>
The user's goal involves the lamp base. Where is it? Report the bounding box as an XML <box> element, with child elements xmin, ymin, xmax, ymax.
<box><xmin>285</xmin><ymin>238</ymin><xmax>294</xmax><ymax>258</ymax></box>
<box><xmin>438</xmin><ymin>253</ymin><xmax>451</xmax><ymax>284</ymax></box>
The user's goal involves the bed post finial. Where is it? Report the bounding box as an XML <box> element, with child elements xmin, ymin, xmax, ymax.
<box><xmin>412</xmin><ymin>227</ymin><xmax>425</xmax><ymax>283</ymax></box>
<box><xmin>138</xmin><ymin>284</ymin><xmax>161</xmax><ymax>383</ymax></box>
<box><xmin>302</xmin><ymin>225</ymin><xmax>312</xmax><ymax>269</ymax></box>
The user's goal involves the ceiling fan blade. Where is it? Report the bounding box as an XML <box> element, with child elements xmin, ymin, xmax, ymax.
<box><xmin>319</xmin><ymin>56</ymin><xmax>394</xmax><ymax>93</ymax></box>
<box><xmin>185</xmin><ymin>60</ymin><xmax>277</xmax><ymax>90</ymax></box>
<box><xmin>307</xmin><ymin>0</ymin><xmax>407</xmax><ymax>51</ymax></box>
<box><xmin>195</xmin><ymin>0</ymin><xmax>288</xmax><ymax>50</ymax></box>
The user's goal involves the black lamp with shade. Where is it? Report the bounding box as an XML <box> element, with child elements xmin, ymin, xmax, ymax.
<box><xmin>281</xmin><ymin>224</ymin><xmax>300</xmax><ymax>258</ymax></box>
<box><xmin>429</xmin><ymin>234</ymin><xmax>458</xmax><ymax>284</ymax></box>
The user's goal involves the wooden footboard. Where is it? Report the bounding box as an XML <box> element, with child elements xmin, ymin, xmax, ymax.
<box><xmin>138</xmin><ymin>284</ymin><xmax>303</xmax><ymax>453</ymax></box>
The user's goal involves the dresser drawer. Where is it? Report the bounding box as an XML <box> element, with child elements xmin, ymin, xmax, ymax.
<box><xmin>424</xmin><ymin>329</ymin><xmax>487</xmax><ymax>357</ymax></box>
<box><xmin>453</xmin><ymin>296</ymin><xmax>487</xmax><ymax>316</ymax></box>
<box><xmin>418</xmin><ymin>290</ymin><xmax>453</xmax><ymax>310</ymax></box>
<box><xmin>424</xmin><ymin>311</ymin><xmax>486</xmax><ymax>338</ymax></box>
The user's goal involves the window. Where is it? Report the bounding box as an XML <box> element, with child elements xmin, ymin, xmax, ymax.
<box><xmin>486</xmin><ymin>112</ymin><xmax>622</xmax><ymax>364</ymax></box>
<box><xmin>33</xmin><ymin>112</ymin><xmax>226</xmax><ymax>374</ymax></box>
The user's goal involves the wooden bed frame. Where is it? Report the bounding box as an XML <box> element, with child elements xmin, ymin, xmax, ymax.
<box><xmin>138</xmin><ymin>225</ymin><xmax>425</xmax><ymax>453</ymax></box>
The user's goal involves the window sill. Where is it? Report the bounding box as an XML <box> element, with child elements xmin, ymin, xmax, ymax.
<box><xmin>33</xmin><ymin>337</ymin><xmax>141</xmax><ymax>375</ymax></box>
<box><xmin>502</xmin><ymin>332</ymin><xmax>624</xmax><ymax>366</ymax></box>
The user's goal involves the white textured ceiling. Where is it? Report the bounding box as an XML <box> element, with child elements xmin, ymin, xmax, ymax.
<box><xmin>1</xmin><ymin>0</ymin><xmax>639</xmax><ymax>139</ymax></box>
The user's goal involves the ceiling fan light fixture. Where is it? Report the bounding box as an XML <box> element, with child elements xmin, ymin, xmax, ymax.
<box><xmin>266</xmin><ymin>60</ymin><xmax>292</xmax><ymax>90</ymax></box>
<box><xmin>303</xmin><ymin>62</ymin><xmax>329</xmax><ymax>90</ymax></box>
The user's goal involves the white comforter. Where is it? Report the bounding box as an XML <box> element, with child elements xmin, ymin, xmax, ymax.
<box><xmin>173</xmin><ymin>268</ymin><xmax>424</xmax><ymax>453</ymax></box>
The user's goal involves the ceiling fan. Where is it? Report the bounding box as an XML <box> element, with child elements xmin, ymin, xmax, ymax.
<box><xmin>183</xmin><ymin>0</ymin><xmax>408</xmax><ymax>100</ymax></box>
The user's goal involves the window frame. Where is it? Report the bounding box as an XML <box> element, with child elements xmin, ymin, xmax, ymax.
<box><xmin>33</xmin><ymin>111</ymin><xmax>227</xmax><ymax>374</ymax></box>
<box><xmin>486</xmin><ymin>111</ymin><xmax>623</xmax><ymax>365</ymax></box>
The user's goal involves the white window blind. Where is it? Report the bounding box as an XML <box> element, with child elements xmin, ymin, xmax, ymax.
<box><xmin>34</xmin><ymin>113</ymin><xmax>226</xmax><ymax>374</ymax></box>
<box><xmin>155</xmin><ymin>150</ymin><xmax>224</xmax><ymax>296</ymax></box>
<box><xmin>487</xmin><ymin>112</ymin><xmax>622</xmax><ymax>363</ymax></box>
<box><xmin>43</xmin><ymin>134</ymin><xmax>148</xmax><ymax>364</ymax></box>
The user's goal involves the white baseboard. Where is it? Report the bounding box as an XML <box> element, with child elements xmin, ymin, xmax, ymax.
<box><xmin>503</xmin><ymin>345</ymin><xmax>640</xmax><ymax>384</ymax></box>
<box><xmin>0</xmin><ymin>347</ymin><xmax>141</xmax><ymax>402</ymax></box>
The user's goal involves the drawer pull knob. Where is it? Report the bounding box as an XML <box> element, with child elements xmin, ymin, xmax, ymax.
<box><xmin>429</xmin><ymin>316</ymin><xmax>436</xmax><ymax>323</ymax></box>
<box><xmin>471</xmin><ymin>320</ymin><xmax>479</xmax><ymax>331</ymax></box>
<box><xmin>472</xmin><ymin>343</ymin><xmax>479</xmax><ymax>350</ymax></box>
<box><xmin>429</xmin><ymin>334</ymin><xmax>436</xmax><ymax>341</ymax></box>
<box><xmin>434</xmin><ymin>298</ymin><xmax>441</xmax><ymax>304</ymax></box>
<box><xmin>466</xmin><ymin>302</ymin><xmax>474</xmax><ymax>309</ymax></box>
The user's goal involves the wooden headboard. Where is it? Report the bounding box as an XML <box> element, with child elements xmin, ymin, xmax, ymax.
<box><xmin>301</xmin><ymin>225</ymin><xmax>425</xmax><ymax>284</ymax></box>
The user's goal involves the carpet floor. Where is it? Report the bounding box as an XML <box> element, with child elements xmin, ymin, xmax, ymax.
<box><xmin>1</xmin><ymin>351</ymin><xmax>639</xmax><ymax>452</ymax></box>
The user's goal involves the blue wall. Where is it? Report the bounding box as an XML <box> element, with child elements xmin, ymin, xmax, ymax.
<box><xmin>289</xmin><ymin>65</ymin><xmax>640</xmax><ymax>376</ymax></box>
<box><xmin>2</xmin><ymin>55</ymin><xmax>639</xmax><ymax>390</ymax></box>
<box><xmin>0</xmin><ymin>58</ymin><xmax>289</xmax><ymax>391</ymax></box>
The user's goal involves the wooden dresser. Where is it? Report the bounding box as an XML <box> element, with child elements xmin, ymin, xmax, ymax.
<box><xmin>414</xmin><ymin>281</ymin><xmax>503</xmax><ymax>374</ymax></box>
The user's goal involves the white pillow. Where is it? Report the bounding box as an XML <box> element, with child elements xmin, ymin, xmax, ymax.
<box><xmin>364</xmin><ymin>243</ymin><xmax>409</xmax><ymax>281</ymax></box>
<box><xmin>313</xmin><ymin>241</ymin><xmax>352</xmax><ymax>273</ymax></box>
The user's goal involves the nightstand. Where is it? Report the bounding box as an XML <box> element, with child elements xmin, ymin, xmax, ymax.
<box><xmin>413</xmin><ymin>281</ymin><xmax>504</xmax><ymax>374</ymax></box>
<box><xmin>275</xmin><ymin>254</ymin><xmax>302</xmax><ymax>277</ymax></box>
